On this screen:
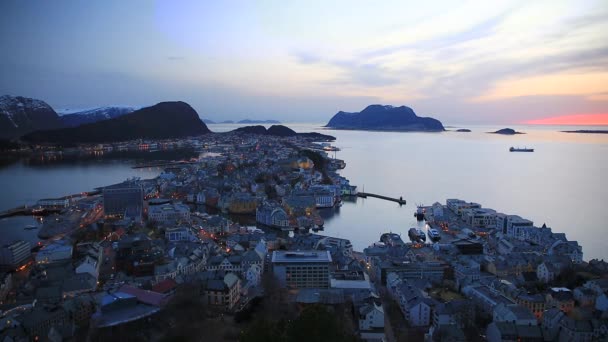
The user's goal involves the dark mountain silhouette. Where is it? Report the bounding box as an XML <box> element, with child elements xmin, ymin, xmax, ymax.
<box><xmin>60</xmin><ymin>107</ymin><xmax>136</xmax><ymax>127</ymax></box>
<box><xmin>231</xmin><ymin>125</ymin><xmax>334</xmax><ymax>140</ymax></box>
<box><xmin>0</xmin><ymin>95</ymin><xmax>63</xmax><ymax>138</ymax></box>
<box><xmin>326</xmin><ymin>104</ymin><xmax>444</xmax><ymax>132</ymax></box>
<box><xmin>23</xmin><ymin>101</ymin><xmax>210</xmax><ymax>144</ymax></box>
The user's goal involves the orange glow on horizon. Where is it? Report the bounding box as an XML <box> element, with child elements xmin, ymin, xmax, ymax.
<box><xmin>524</xmin><ymin>113</ymin><xmax>608</xmax><ymax>126</ymax></box>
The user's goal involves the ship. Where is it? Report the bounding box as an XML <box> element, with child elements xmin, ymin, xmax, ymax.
<box><xmin>427</xmin><ymin>228</ymin><xmax>441</xmax><ymax>242</ymax></box>
<box><xmin>509</xmin><ymin>147</ymin><xmax>534</xmax><ymax>152</ymax></box>
<box><xmin>408</xmin><ymin>228</ymin><xmax>426</xmax><ymax>243</ymax></box>
<box><xmin>414</xmin><ymin>204</ymin><xmax>425</xmax><ymax>221</ymax></box>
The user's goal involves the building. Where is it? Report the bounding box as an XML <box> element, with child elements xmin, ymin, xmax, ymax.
<box><xmin>271</xmin><ymin>250</ymin><xmax>332</xmax><ymax>289</ymax></box>
<box><xmin>165</xmin><ymin>227</ymin><xmax>194</xmax><ymax>242</ymax></box>
<box><xmin>102</xmin><ymin>180</ymin><xmax>144</xmax><ymax>221</ymax></box>
<box><xmin>35</xmin><ymin>242</ymin><xmax>73</xmax><ymax>265</ymax></box>
<box><xmin>202</xmin><ymin>273</ymin><xmax>241</xmax><ymax>311</ymax></box>
<box><xmin>0</xmin><ymin>240</ymin><xmax>31</xmax><ymax>271</ymax></box>
<box><xmin>461</xmin><ymin>208</ymin><xmax>497</xmax><ymax>228</ymax></box>
<box><xmin>358</xmin><ymin>302</ymin><xmax>385</xmax><ymax>341</ymax></box>
<box><xmin>148</xmin><ymin>202</ymin><xmax>191</xmax><ymax>226</ymax></box>
<box><xmin>256</xmin><ymin>202</ymin><xmax>290</xmax><ymax>229</ymax></box>
<box><xmin>37</xmin><ymin>198</ymin><xmax>69</xmax><ymax>209</ymax></box>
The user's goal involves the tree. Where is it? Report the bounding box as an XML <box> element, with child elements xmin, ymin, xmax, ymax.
<box><xmin>286</xmin><ymin>304</ymin><xmax>357</xmax><ymax>342</ymax></box>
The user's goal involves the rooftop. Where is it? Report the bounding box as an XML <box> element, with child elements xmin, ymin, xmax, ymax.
<box><xmin>271</xmin><ymin>250</ymin><xmax>332</xmax><ymax>263</ymax></box>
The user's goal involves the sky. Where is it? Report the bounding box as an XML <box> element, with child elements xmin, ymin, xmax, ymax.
<box><xmin>1</xmin><ymin>0</ymin><xmax>607</xmax><ymax>125</ymax></box>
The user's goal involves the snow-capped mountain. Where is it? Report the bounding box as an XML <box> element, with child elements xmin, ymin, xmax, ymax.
<box><xmin>0</xmin><ymin>95</ymin><xmax>62</xmax><ymax>139</ymax></box>
<box><xmin>58</xmin><ymin>106</ymin><xmax>138</xmax><ymax>127</ymax></box>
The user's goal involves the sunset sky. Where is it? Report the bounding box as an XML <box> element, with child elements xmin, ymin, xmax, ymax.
<box><xmin>1</xmin><ymin>0</ymin><xmax>607</xmax><ymax>124</ymax></box>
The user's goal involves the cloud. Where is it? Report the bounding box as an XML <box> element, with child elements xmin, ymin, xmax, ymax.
<box><xmin>524</xmin><ymin>113</ymin><xmax>608</xmax><ymax>125</ymax></box>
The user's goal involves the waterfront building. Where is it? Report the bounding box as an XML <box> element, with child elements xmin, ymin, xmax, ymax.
<box><xmin>37</xmin><ymin>198</ymin><xmax>70</xmax><ymax>209</ymax></box>
<box><xmin>256</xmin><ymin>202</ymin><xmax>290</xmax><ymax>229</ymax></box>
<box><xmin>102</xmin><ymin>180</ymin><xmax>144</xmax><ymax>221</ymax></box>
<box><xmin>0</xmin><ymin>240</ymin><xmax>31</xmax><ymax>271</ymax></box>
<box><xmin>271</xmin><ymin>250</ymin><xmax>332</xmax><ymax>289</ymax></box>
<box><xmin>446</xmin><ymin>199</ymin><xmax>481</xmax><ymax>216</ymax></box>
<box><xmin>461</xmin><ymin>208</ymin><xmax>497</xmax><ymax>228</ymax></box>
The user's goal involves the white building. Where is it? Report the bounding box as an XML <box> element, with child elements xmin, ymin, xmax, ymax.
<box><xmin>148</xmin><ymin>202</ymin><xmax>191</xmax><ymax>226</ymax></box>
<box><xmin>165</xmin><ymin>227</ymin><xmax>194</xmax><ymax>242</ymax></box>
<box><xmin>358</xmin><ymin>302</ymin><xmax>385</xmax><ymax>341</ymax></box>
<box><xmin>37</xmin><ymin>198</ymin><xmax>70</xmax><ymax>208</ymax></box>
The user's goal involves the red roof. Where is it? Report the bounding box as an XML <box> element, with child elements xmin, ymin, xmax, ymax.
<box><xmin>151</xmin><ymin>278</ymin><xmax>178</xmax><ymax>294</ymax></box>
<box><xmin>119</xmin><ymin>285</ymin><xmax>168</xmax><ymax>307</ymax></box>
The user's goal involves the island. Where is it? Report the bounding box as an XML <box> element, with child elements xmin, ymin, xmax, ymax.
<box><xmin>489</xmin><ymin>128</ymin><xmax>525</xmax><ymax>135</ymax></box>
<box><xmin>237</xmin><ymin>119</ymin><xmax>281</xmax><ymax>124</ymax></box>
<box><xmin>325</xmin><ymin>104</ymin><xmax>444</xmax><ymax>132</ymax></box>
<box><xmin>455</xmin><ymin>129</ymin><xmax>471</xmax><ymax>132</ymax></box>
<box><xmin>232</xmin><ymin>124</ymin><xmax>335</xmax><ymax>141</ymax></box>
<box><xmin>562</xmin><ymin>130</ymin><xmax>608</xmax><ymax>134</ymax></box>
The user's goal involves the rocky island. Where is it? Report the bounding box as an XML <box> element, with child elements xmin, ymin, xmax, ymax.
<box><xmin>489</xmin><ymin>128</ymin><xmax>525</xmax><ymax>135</ymax></box>
<box><xmin>455</xmin><ymin>129</ymin><xmax>471</xmax><ymax>132</ymax></box>
<box><xmin>325</xmin><ymin>104</ymin><xmax>444</xmax><ymax>132</ymax></box>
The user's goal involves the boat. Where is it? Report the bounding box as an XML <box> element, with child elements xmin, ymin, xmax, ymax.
<box><xmin>427</xmin><ymin>228</ymin><xmax>441</xmax><ymax>242</ymax></box>
<box><xmin>414</xmin><ymin>205</ymin><xmax>425</xmax><ymax>221</ymax></box>
<box><xmin>24</xmin><ymin>225</ymin><xmax>38</xmax><ymax>230</ymax></box>
<box><xmin>32</xmin><ymin>207</ymin><xmax>46</xmax><ymax>215</ymax></box>
<box><xmin>509</xmin><ymin>147</ymin><xmax>534</xmax><ymax>152</ymax></box>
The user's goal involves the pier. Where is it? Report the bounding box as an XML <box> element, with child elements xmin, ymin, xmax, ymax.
<box><xmin>357</xmin><ymin>192</ymin><xmax>406</xmax><ymax>205</ymax></box>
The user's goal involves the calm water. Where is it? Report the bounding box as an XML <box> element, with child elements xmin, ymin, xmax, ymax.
<box><xmin>1</xmin><ymin>124</ymin><xmax>607</xmax><ymax>260</ymax></box>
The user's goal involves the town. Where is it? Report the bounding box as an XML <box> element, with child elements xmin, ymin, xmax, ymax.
<box><xmin>0</xmin><ymin>131</ymin><xmax>607</xmax><ymax>342</ymax></box>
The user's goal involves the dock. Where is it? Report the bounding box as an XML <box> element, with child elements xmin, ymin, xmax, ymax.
<box><xmin>357</xmin><ymin>192</ymin><xmax>406</xmax><ymax>205</ymax></box>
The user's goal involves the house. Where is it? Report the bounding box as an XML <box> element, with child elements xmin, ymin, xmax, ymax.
<box><xmin>493</xmin><ymin>304</ymin><xmax>537</xmax><ymax>326</ymax></box>
<box><xmin>433</xmin><ymin>300</ymin><xmax>475</xmax><ymax>329</ymax></box>
<box><xmin>541</xmin><ymin>308</ymin><xmax>564</xmax><ymax>341</ymax></box>
<box><xmin>202</xmin><ymin>272</ymin><xmax>241</xmax><ymax>311</ymax></box>
<box><xmin>559</xmin><ymin>316</ymin><xmax>593</xmax><ymax>342</ymax></box>
<box><xmin>165</xmin><ymin>227</ymin><xmax>194</xmax><ymax>242</ymax></box>
<box><xmin>546</xmin><ymin>288</ymin><xmax>575</xmax><ymax>314</ymax></box>
<box><xmin>515</xmin><ymin>293</ymin><xmax>545</xmax><ymax>320</ymax></box>
<box><xmin>573</xmin><ymin>287</ymin><xmax>597</xmax><ymax>307</ymax></box>
<box><xmin>390</xmin><ymin>278</ymin><xmax>435</xmax><ymax>327</ymax></box>
<box><xmin>548</xmin><ymin>240</ymin><xmax>583</xmax><ymax>264</ymax></box>
<box><xmin>486</xmin><ymin>322</ymin><xmax>543</xmax><ymax>342</ymax></box>
<box><xmin>536</xmin><ymin>262</ymin><xmax>558</xmax><ymax>283</ymax></box>
<box><xmin>358</xmin><ymin>302</ymin><xmax>385</xmax><ymax>342</ymax></box>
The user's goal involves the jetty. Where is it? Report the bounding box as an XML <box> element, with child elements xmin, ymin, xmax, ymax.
<box><xmin>357</xmin><ymin>192</ymin><xmax>406</xmax><ymax>205</ymax></box>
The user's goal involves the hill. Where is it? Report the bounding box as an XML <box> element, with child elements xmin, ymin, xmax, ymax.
<box><xmin>325</xmin><ymin>104</ymin><xmax>444</xmax><ymax>132</ymax></box>
<box><xmin>59</xmin><ymin>106</ymin><xmax>137</xmax><ymax>127</ymax></box>
<box><xmin>231</xmin><ymin>125</ymin><xmax>335</xmax><ymax>140</ymax></box>
<box><xmin>23</xmin><ymin>101</ymin><xmax>210</xmax><ymax>144</ymax></box>
<box><xmin>0</xmin><ymin>95</ymin><xmax>63</xmax><ymax>138</ymax></box>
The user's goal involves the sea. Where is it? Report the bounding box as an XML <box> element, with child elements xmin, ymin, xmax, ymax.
<box><xmin>1</xmin><ymin>123</ymin><xmax>607</xmax><ymax>260</ymax></box>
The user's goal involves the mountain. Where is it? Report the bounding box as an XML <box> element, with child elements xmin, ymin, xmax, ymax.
<box><xmin>325</xmin><ymin>105</ymin><xmax>444</xmax><ymax>132</ymax></box>
<box><xmin>0</xmin><ymin>95</ymin><xmax>63</xmax><ymax>138</ymax></box>
<box><xmin>59</xmin><ymin>107</ymin><xmax>137</xmax><ymax>127</ymax></box>
<box><xmin>237</xmin><ymin>119</ymin><xmax>281</xmax><ymax>124</ymax></box>
<box><xmin>23</xmin><ymin>101</ymin><xmax>211</xmax><ymax>144</ymax></box>
<box><xmin>202</xmin><ymin>119</ymin><xmax>216</xmax><ymax>124</ymax></box>
<box><xmin>231</xmin><ymin>125</ymin><xmax>335</xmax><ymax>140</ymax></box>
